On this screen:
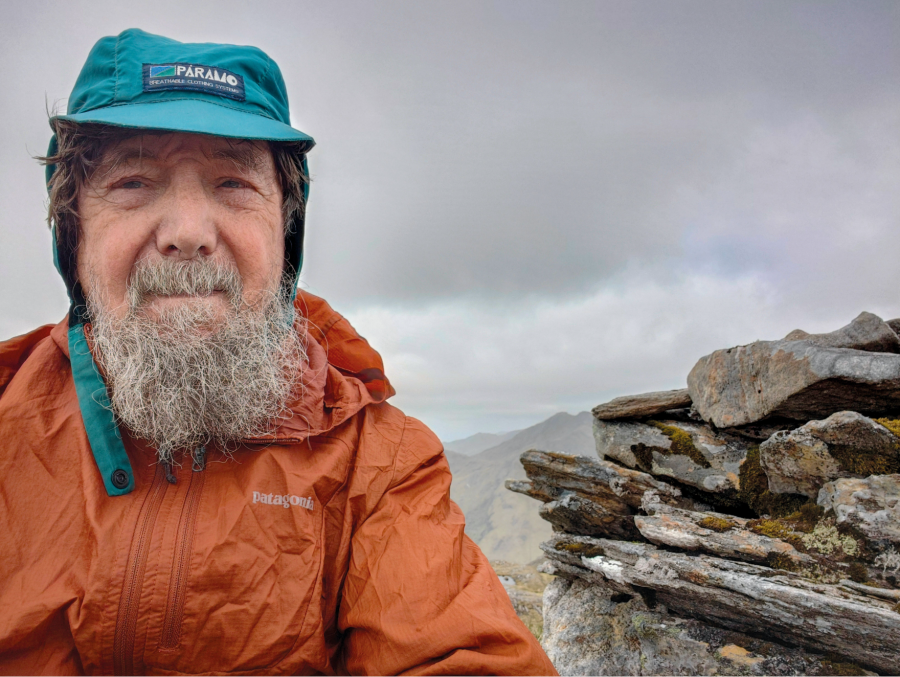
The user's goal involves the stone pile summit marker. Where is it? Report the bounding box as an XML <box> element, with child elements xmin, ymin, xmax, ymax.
<box><xmin>510</xmin><ymin>311</ymin><xmax>900</xmax><ymax>675</ymax></box>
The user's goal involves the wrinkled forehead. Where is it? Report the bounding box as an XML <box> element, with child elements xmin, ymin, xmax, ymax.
<box><xmin>95</xmin><ymin>131</ymin><xmax>274</xmax><ymax>176</ymax></box>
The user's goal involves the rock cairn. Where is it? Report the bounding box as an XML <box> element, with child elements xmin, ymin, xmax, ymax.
<box><xmin>508</xmin><ymin>312</ymin><xmax>900</xmax><ymax>675</ymax></box>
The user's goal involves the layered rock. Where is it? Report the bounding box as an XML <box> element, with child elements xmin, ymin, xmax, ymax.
<box><xmin>760</xmin><ymin>411</ymin><xmax>900</xmax><ymax>497</ymax></box>
<box><xmin>687</xmin><ymin>312</ymin><xmax>900</xmax><ymax>428</ymax></box>
<box><xmin>510</xmin><ymin>311</ymin><xmax>900</xmax><ymax>675</ymax></box>
<box><xmin>541</xmin><ymin>575</ymin><xmax>845</xmax><ymax>676</ymax></box>
<box><xmin>595</xmin><ymin>418</ymin><xmax>753</xmax><ymax>495</ymax></box>
<box><xmin>592</xmin><ymin>388</ymin><xmax>692</xmax><ymax>420</ymax></box>
<box><xmin>541</xmin><ymin>533</ymin><xmax>898</xmax><ymax>674</ymax></box>
<box><xmin>818</xmin><ymin>475</ymin><xmax>900</xmax><ymax>554</ymax></box>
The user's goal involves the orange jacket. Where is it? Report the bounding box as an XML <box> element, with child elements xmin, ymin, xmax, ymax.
<box><xmin>0</xmin><ymin>291</ymin><xmax>556</xmax><ymax>676</ymax></box>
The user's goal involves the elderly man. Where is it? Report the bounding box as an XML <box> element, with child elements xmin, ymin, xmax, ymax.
<box><xmin>0</xmin><ymin>29</ymin><xmax>556</xmax><ymax>675</ymax></box>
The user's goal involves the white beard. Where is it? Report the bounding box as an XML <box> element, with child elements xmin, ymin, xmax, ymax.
<box><xmin>86</xmin><ymin>258</ymin><xmax>307</xmax><ymax>464</ymax></box>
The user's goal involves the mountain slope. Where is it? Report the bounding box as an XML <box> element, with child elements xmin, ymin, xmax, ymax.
<box><xmin>445</xmin><ymin>411</ymin><xmax>595</xmax><ymax>563</ymax></box>
<box><xmin>444</xmin><ymin>429</ymin><xmax>521</xmax><ymax>456</ymax></box>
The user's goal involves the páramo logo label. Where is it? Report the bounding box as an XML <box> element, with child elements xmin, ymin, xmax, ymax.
<box><xmin>253</xmin><ymin>491</ymin><xmax>314</xmax><ymax>511</ymax></box>
<box><xmin>142</xmin><ymin>62</ymin><xmax>246</xmax><ymax>102</ymax></box>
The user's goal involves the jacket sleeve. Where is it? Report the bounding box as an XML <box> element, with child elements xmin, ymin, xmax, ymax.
<box><xmin>336</xmin><ymin>416</ymin><xmax>557</xmax><ymax>676</ymax></box>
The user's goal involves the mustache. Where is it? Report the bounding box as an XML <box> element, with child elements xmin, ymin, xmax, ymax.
<box><xmin>126</xmin><ymin>257</ymin><xmax>243</xmax><ymax>308</ymax></box>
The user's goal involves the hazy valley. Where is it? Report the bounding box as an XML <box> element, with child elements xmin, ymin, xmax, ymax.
<box><xmin>443</xmin><ymin>411</ymin><xmax>594</xmax><ymax>564</ymax></box>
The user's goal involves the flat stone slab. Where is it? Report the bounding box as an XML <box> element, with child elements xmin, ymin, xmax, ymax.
<box><xmin>541</xmin><ymin>533</ymin><xmax>900</xmax><ymax>674</ymax></box>
<box><xmin>592</xmin><ymin>388</ymin><xmax>692</xmax><ymax>420</ymax></box>
<box><xmin>688</xmin><ymin>312</ymin><xmax>900</xmax><ymax>428</ymax></box>
<box><xmin>540</xmin><ymin>571</ymin><xmax>851</xmax><ymax>677</ymax></box>
<box><xmin>506</xmin><ymin>450</ymin><xmax>688</xmax><ymax>539</ymax></box>
<box><xmin>760</xmin><ymin>411</ymin><xmax>900</xmax><ymax>497</ymax></box>
<box><xmin>594</xmin><ymin>417</ymin><xmax>752</xmax><ymax>494</ymax></box>
<box><xmin>635</xmin><ymin>497</ymin><xmax>814</xmax><ymax>567</ymax></box>
<box><xmin>818</xmin><ymin>474</ymin><xmax>900</xmax><ymax>551</ymax></box>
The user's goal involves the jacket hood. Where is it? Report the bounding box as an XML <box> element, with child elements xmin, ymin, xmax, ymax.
<box><xmin>3</xmin><ymin>290</ymin><xmax>393</xmax><ymax>493</ymax></box>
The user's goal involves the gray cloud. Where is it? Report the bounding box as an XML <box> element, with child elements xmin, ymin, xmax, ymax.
<box><xmin>2</xmin><ymin>1</ymin><xmax>898</xmax><ymax>437</ymax></box>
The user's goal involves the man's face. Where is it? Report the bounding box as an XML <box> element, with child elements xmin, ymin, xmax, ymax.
<box><xmin>77</xmin><ymin>132</ymin><xmax>285</xmax><ymax>321</ymax></box>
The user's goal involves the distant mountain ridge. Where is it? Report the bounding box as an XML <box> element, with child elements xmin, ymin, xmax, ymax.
<box><xmin>444</xmin><ymin>411</ymin><xmax>594</xmax><ymax>563</ymax></box>
<box><xmin>443</xmin><ymin>429</ymin><xmax>521</xmax><ymax>456</ymax></box>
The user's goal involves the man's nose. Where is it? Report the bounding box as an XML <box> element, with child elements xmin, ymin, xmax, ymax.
<box><xmin>154</xmin><ymin>179</ymin><xmax>219</xmax><ymax>260</ymax></box>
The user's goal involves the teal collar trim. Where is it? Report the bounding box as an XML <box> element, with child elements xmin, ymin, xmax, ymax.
<box><xmin>68</xmin><ymin>323</ymin><xmax>135</xmax><ymax>496</ymax></box>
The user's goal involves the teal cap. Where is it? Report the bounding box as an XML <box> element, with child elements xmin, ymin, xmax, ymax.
<box><xmin>47</xmin><ymin>29</ymin><xmax>314</xmax><ymax>498</ymax></box>
<box><xmin>54</xmin><ymin>27</ymin><xmax>313</xmax><ymax>143</ymax></box>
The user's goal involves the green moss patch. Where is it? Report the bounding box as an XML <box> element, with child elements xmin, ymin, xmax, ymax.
<box><xmin>554</xmin><ymin>541</ymin><xmax>605</xmax><ymax>558</ymax></box>
<box><xmin>848</xmin><ymin>562</ymin><xmax>869</xmax><ymax>584</ymax></box>
<box><xmin>783</xmin><ymin>501</ymin><xmax>826</xmax><ymax>533</ymax></box>
<box><xmin>738</xmin><ymin>446</ymin><xmax>807</xmax><ymax>518</ymax></box>
<box><xmin>698</xmin><ymin>516</ymin><xmax>735</xmax><ymax>532</ymax></box>
<box><xmin>874</xmin><ymin>417</ymin><xmax>900</xmax><ymax>438</ymax></box>
<box><xmin>748</xmin><ymin>519</ymin><xmax>800</xmax><ymax>543</ymax></box>
<box><xmin>828</xmin><ymin>443</ymin><xmax>900</xmax><ymax>476</ymax></box>
<box><xmin>766</xmin><ymin>552</ymin><xmax>799</xmax><ymax>573</ymax></box>
<box><xmin>821</xmin><ymin>654</ymin><xmax>868</xmax><ymax>676</ymax></box>
<box><xmin>646</xmin><ymin>421</ymin><xmax>712</xmax><ymax>468</ymax></box>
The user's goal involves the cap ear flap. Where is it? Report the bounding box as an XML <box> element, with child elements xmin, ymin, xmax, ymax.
<box><xmin>283</xmin><ymin>156</ymin><xmax>309</xmax><ymax>301</ymax></box>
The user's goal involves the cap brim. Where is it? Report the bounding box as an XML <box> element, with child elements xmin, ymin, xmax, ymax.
<box><xmin>54</xmin><ymin>98</ymin><xmax>314</xmax><ymax>143</ymax></box>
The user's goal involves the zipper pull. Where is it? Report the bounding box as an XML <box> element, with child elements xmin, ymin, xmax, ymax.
<box><xmin>164</xmin><ymin>460</ymin><xmax>177</xmax><ymax>484</ymax></box>
<box><xmin>192</xmin><ymin>446</ymin><xmax>207</xmax><ymax>472</ymax></box>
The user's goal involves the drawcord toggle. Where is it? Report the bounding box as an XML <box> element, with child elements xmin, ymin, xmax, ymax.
<box><xmin>192</xmin><ymin>446</ymin><xmax>207</xmax><ymax>472</ymax></box>
<box><xmin>163</xmin><ymin>446</ymin><xmax>207</xmax><ymax>484</ymax></box>
<box><xmin>164</xmin><ymin>461</ymin><xmax>177</xmax><ymax>485</ymax></box>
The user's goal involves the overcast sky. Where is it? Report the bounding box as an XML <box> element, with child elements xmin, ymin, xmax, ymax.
<box><xmin>2</xmin><ymin>1</ymin><xmax>898</xmax><ymax>440</ymax></box>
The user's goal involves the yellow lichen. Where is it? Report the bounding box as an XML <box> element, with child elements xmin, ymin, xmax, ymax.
<box><xmin>647</xmin><ymin>421</ymin><xmax>712</xmax><ymax>469</ymax></box>
<box><xmin>799</xmin><ymin>520</ymin><xmax>859</xmax><ymax>557</ymax></box>
<box><xmin>893</xmin><ymin>602</ymin><xmax>900</xmax><ymax>614</ymax></box>
<box><xmin>554</xmin><ymin>541</ymin><xmax>605</xmax><ymax>558</ymax></box>
<box><xmin>698</xmin><ymin>516</ymin><xmax>735</xmax><ymax>532</ymax></box>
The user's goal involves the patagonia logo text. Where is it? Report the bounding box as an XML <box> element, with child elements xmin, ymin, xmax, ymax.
<box><xmin>143</xmin><ymin>63</ymin><xmax>245</xmax><ymax>101</ymax></box>
<box><xmin>253</xmin><ymin>491</ymin><xmax>314</xmax><ymax>510</ymax></box>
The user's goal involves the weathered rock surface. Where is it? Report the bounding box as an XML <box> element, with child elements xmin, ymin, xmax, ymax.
<box><xmin>592</xmin><ymin>388</ymin><xmax>692</xmax><ymax>421</ymax></box>
<box><xmin>782</xmin><ymin>312</ymin><xmax>900</xmax><ymax>353</ymax></box>
<box><xmin>541</xmin><ymin>574</ymin><xmax>847</xmax><ymax>676</ymax></box>
<box><xmin>635</xmin><ymin>495</ymin><xmax>815</xmax><ymax>567</ymax></box>
<box><xmin>818</xmin><ymin>475</ymin><xmax>900</xmax><ymax>552</ymax></box>
<box><xmin>540</xmin><ymin>533</ymin><xmax>899</xmax><ymax>674</ymax></box>
<box><xmin>688</xmin><ymin>312</ymin><xmax>900</xmax><ymax>428</ymax></box>
<box><xmin>507</xmin><ymin>450</ymin><xmax>694</xmax><ymax>539</ymax></box>
<box><xmin>595</xmin><ymin>418</ymin><xmax>753</xmax><ymax>494</ymax></box>
<box><xmin>593</xmin><ymin>418</ymin><xmax>671</xmax><ymax>467</ymax></box>
<box><xmin>509</xmin><ymin>312</ymin><xmax>900</xmax><ymax>674</ymax></box>
<box><xmin>760</xmin><ymin>412</ymin><xmax>900</xmax><ymax>497</ymax></box>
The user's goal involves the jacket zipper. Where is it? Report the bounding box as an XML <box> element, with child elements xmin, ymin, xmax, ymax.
<box><xmin>159</xmin><ymin>447</ymin><xmax>207</xmax><ymax>650</ymax></box>
<box><xmin>113</xmin><ymin>463</ymin><xmax>168</xmax><ymax>675</ymax></box>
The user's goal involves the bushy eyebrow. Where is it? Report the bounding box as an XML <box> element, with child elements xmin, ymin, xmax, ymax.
<box><xmin>95</xmin><ymin>140</ymin><xmax>269</xmax><ymax>178</ymax></box>
<box><xmin>210</xmin><ymin>145</ymin><xmax>269</xmax><ymax>174</ymax></box>
<box><xmin>96</xmin><ymin>146</ymin><xmax>159</xmax><ymax>178</ymax></box>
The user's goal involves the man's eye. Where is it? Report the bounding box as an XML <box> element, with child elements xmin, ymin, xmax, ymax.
<box><xmin>220</xmin><ymin>179</ymin><xmax>244</xmax><ymax>189</ymax></box>
<box><xmin>120</xmin><ymin>180</ymin><xmax>144</xmax><ymax>189</ymax></box>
